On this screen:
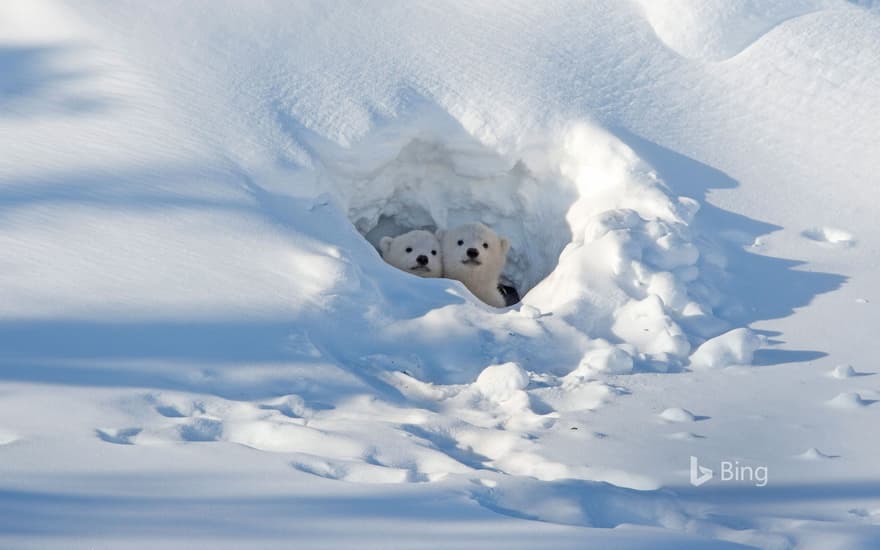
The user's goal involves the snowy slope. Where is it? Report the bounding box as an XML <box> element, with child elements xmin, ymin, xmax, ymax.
<box><xmin>2</xmin><ymin>0</ymin><xmax>879</xmax><ymax>548</ymax></box>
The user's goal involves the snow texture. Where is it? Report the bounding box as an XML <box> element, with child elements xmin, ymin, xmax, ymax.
<box><xmin>2</xmin><ymin>0</ymin><xmax>880</xmax><ymax>548</ymax></box>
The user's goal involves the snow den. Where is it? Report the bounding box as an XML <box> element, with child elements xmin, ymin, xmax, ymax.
<box><xmin>324</xmin><ymin>109</ymin><xmax>726</xmax><ymax>368</ymax></box>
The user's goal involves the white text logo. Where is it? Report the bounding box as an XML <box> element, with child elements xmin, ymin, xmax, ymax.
<box><xmin>690</xmin><ymin>456</ymin><xmax>768</xmax><ymax>487</ymax></box>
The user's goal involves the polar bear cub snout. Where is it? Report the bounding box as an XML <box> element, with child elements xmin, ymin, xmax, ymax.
<box><xmin>379</xmin><ymin>229</ymin><xmax>442</xmax><ymax>278</ymax></box>
<box><xmin>439</xmin><ymin>222</ymin><xmax>510</xmax><ymax>307</ymax></box>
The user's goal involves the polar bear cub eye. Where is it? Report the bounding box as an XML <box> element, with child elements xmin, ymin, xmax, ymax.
<box><xmin>405</xmin><ymin>247</ymin><xmax>412</xmax><ymax>253</ymax></box>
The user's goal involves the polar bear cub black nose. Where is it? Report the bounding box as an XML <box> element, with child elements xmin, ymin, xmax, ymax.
<box><xmin>416</xmin><ymin>254</ymin><xmax>429</xmax><ymax>265</ymax></box>
<box><xmin>466</xmin><ymin>248</ymin><xmax>479</xmax><ymax>259</ymax></box>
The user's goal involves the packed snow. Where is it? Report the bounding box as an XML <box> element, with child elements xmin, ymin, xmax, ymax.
<box><xmin>2</xmin><ymin>0</ymin><xmax>879</xmax><ymax>548</ymax></box>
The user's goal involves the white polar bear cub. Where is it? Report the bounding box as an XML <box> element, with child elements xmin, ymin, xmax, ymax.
<box><xmin>380</xmin><ymin>230</ymin><xmax>442</xmax><ymax>278</ymax></box>
<box><xmin>439</xmin><ymin>223</ymin><xmax>510</xmax><ymax>307</ymax></box>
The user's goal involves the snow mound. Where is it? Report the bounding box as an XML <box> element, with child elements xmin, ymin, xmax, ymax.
<box><xmin>797</xmin><ymin>447</ymin><xmax>839</xmax><ymax>460</ymax></box>
<box><xmin>0</xmin><ymin>428</ymin><xmax>19</xmax><ymax>446</ymax></box>
<box><xmin>830</xmin><ymin>364</ymin><xmax>858</xmax><ymax>379</ymax></box>
<box><xmin>689</xmin><ymin>328</ymin><xmax>762</xmax><ymax>369</ymax></box>
<box><xmin>659</xmin><ymin>407</ymin><xmax>697</xmax><ymax>423</ymax></box>
<box><xmin>827</xmin><ymin>392</ymin><xmax>872</xmax><ymax>409</ymax></box>
<box><xmin>570</xmin><ymin>346</ymin><xmax>635</xmax><ymax>376</ymax></box>
<box><xmin>803</xmin><ymin>226</ymin><xmax>856</xmax><ymax>247</ymax></box>
<box><xmin>474</xmin><ymin>362</ymin><xmax>530</xmax><ymax>403</ymax></box>
<box><xmin>667</xmin><ymin>431</ymin><xmax>705</xmax><ymax>441</ymax></box>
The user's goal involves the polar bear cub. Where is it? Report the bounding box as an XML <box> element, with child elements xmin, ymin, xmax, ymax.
<box><xmin>439</xmin><ymin>223</ymin><xmax>510</xmax><ymax>307</ymax></box>
<box><xmin>379</xmin><ymin>230</ymin><xmax>442</xmax><ymax>278</ymax></box>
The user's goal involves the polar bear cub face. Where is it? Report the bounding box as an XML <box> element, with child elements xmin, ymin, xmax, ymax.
<box><xmin>438</xmin><ymin>223</ymin><xmax>510</xmax><ymax>307</ymax></box>
<box><xmin>379</xmin><ymin>230</ymin><xmax>442</xmax><ymax>278</ymax></box>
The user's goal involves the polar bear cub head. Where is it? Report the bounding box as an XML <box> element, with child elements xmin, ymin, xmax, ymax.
<box><xmin>438</xmin><ymin>223</ymin><xmax>510</xmax><ymax>307</ymax></box>
<box><xmin>379</xmin><ymin>229</ymin><xmax>442</xmax><ymax>278</ymax></box>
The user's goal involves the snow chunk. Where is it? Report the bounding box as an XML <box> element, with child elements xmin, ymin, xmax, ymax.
<box><xmin>797</xmin><ymin>447</ymin><xmax>839</xmax><ymax>460</ymax></box>
<box><xmin>612</xmin><ymin>296</ymin><xmax>690</xmax><ymax>360</ymax></box>
<box><xmin>519</xmin><ymin>304</ymin><xmax>541</xmax><ymax>319</ymax></box>
<box><xmin>659</xmin><ymin>407</ymin><xmax>696</xmax><ymax>423</ymax></box>
<box><xmin>689</xmin><ymin>328</ymin><xmax>762</xmax><ymax>369</ymax></box>
<box><xmin>474</xmin><ymin>363</ymin><xmax>530</xmax><ymax>402</ymax></box>
<box><xmin>830</xmin><ymin>364</ymin><xmax>857</xmax><ymax>379</ymax></box>
<box><xmin>0</xmin><ymin>429</ymin><xmax>20</xmax><ymax>446</ymax></box>
<box><xmin>802</xmin><ymin>226</ymin><xmax>856</xmax><ymax>247</ymax></box>
<box><xmin>827</xmin><ymin>392</ymin><xmax>871</xmax><ymax>409</ymax></box>
<box><xmin>570</xmin><ymin>347</ymin><xmax>634</xmax><ymax>376</ymax></box>
<box><xmin>546</xmin><ymin>380</ymin><xmax>617</xmax><ymax>412</ymax></box>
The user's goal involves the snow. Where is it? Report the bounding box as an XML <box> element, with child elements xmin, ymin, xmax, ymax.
<box><xmin>633</xmin><ymin>0</ymin><xmax>838</xmax><ymax>61</ymax></box>
<box><xmin>2</xmin><ymin>0</ymin><xmax>880</xmax><ymax>548</ymax></box>
<box><xmin>830</xmin><ymin>364</ymin><xmax>859</xmax><ymax>379</ymax></box>
<box><xmin>473</xmin><ymin>362</ymin><xmax>530</xmax><ymax>402</ymax></box>
<box><xmin>802</xmin><ymin>226</ymin><xmax>857</xmax><ymax>247</ymax></box>
<box><xmin>797</xmin><ymin>447</ymin><xmax>839</xmax><ymax>461</ymax></box>
<box><xmin>659</xmin><ymin>407</ymin><xmax>699</xmax><ymax>423</ymax></box>
<box><xmin>689</xmin><ymin>328</ymin><xmax>764</xmax><ymax>369</ymax></box>
<box><xmin>826</xmin><ymin>392</ymin><xmax>874</xmax><ymax>409</ymax></box>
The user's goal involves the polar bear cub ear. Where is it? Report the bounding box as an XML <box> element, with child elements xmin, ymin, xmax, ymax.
<box><xmin>379</xmin><ymin>236</ymin><xmax>393</xmax><ymax>257</ymax></box>
<box><xmin>499</xmin><ymin>237</ymin><xmax>510</xmax><ymax>256</ymax></box>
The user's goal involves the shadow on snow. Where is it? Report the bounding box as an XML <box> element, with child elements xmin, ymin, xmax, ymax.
<box><xmin>614</xmin><ymin>128</ymin><xmax>845</xmax><ymax>366</ymax></box>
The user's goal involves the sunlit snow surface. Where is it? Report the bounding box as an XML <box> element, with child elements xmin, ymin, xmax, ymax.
<box><xmin>1</xmin><ymin>0</ymin><xmax>879</xmax><ymax>548</ymax></box>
